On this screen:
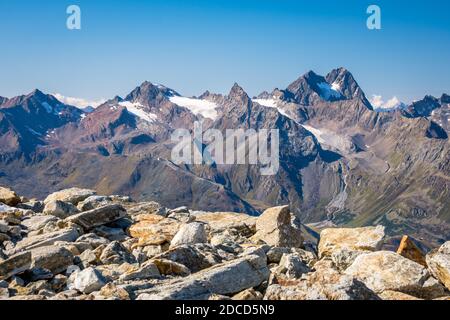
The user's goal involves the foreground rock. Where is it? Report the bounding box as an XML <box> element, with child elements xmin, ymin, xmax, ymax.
<box><xmin>426</xmin><ymin>241</ymin><xmax>450</xmax><ymax>290</ymax></box>
<box><xmin>318</xmin><ymin>226</ymin><xmax>385</xmax><ymax>258</ymax></box>
<box><xmin>397</xmin><ymin>235</ymin><xmax>427</xmax><ymax>267</ymax></box>
<box><xmin>251</xmin><ymin>206</ymin><xmax>303</xmax><ymax>248</ymax></box>
<box><xmin>169</xmin><ymin>222</ymin><xmax>208</xmax><ymax>248</ymax></box>
<box><xmin>345</xmin><ymin>251</ymin><xmax>432</xmax><ymax>297</ymax></box>
<box><xmin>0</xmin><ymin>187</ymin><xmax>20</xmax><ymax>206</ymax></box>
<box><xmin>0</xmin><ymin>252</ymin><xmax>31</xmax><ymax>280</ymax></box>
<box><xmin>137</xmin><ymin>249</ymin><xmax>269</xmax><ymax>300</ymax></box>
<box><xmin>66</xmin><ymin>204</ymin><xmax>126</xmax><ymax>230</ymax></box>
<box><xmin>44</xmin><ymin>188</ymin><xmax>96</xmax><ymax>205</ymax></box>
<box><xmin>43</xmin><ymin>200</ymin><xmax>79</xmax><ymax>219</ymax></box>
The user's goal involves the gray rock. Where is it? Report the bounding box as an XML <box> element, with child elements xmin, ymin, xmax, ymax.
<box><xmin>43</xmin><ymin>200</ymin><xmax>79</xmax><ymax>219</ymax></box>
<box><xmin>251</xmin><ymin>206</ymin><xmax>303</xmax><ymax>248</ymax></box>
<box><xmin>94</xmin><ymin>226</ymin><xmax>127</xmax><ymax>241</ymax></box>
<box><xmin>78</xmin><ymin>249</ymin><xmax>98</xmax><ymax>267</ymax></box>
<box><xmin>77</xmin><ymin>196</ymin><xmax>112</xmax><ymax>211</ymax></box>
<box><xmin>31</xmin><ymin>246</ymin><xmax>74</xmax><ymax>274</ymax></box>
<box><xmin>345</xmin><ymin>251</ymin><xmax>430</xmax><ymax>296</ymax></box>
<box><xmin>99</xmin><ymin>241</ymin><xmax>136</xmax><ymax>265</ymax></box>
<box><xmin>0</xmin><ymin>251</ymin><xmax>31</xmax><ymax>280</ymax></box>
<box><xmin>14</xmin><ymin>228</ymin><xmax>80</xmax><ymax>252</ymax></box>
<box><xmin>169</xmin><ymin>222</ymin><xmax>207</xmax><ymax>248</ymax></box>
<box><xmin>21</xmin><ymin>215</ymin><xmax>59</xmax><ymax>232</ymax></box>
<box><xmin>275</xmin><ymin>253</ymin><xmax>310</xmax><ymax>279</ymax></box>
<box><xmin>426</xmin><ymin>241</ymin><xmax>450</xmax><ymax>290</ymax></box>
<box><xmin>68</xmin><ymin>267</ymin><xmax>106</xmax><ymax>294</ymax></box>
<box><xmin>127</xmin><ymin>202</ymin><xmax>166</xmax><ymax>217</ymax></box>
<box><xmin>0</xmin><ymin>221</ymin><xmax>8</xmax><ymax>233</ymax></box>
<box><xmin>66</xmin><ymin>204</ymin><xmax>127</xmax><ymax>230</ymax></box>
<box><xmin>76</xmin><ymin>233</ymin><xmax>110</xmax><ymax>248</ymax></box>
<box><xmin>331</xmin><ymin>248</ymin><xmax>369</xmax><ymax>271</ymax></box>
<box><xmin>17</xmin><ymin>201</ymin><xmax>45</xmax><ymax>213</ymax></box>
<box><xmin>137</xmin><ymin>250</ymin><xmax>269</xmax><ymax>300</ymax></box>
<box><xmin>266</xmin><ymin>247</ymin><xmax>291</xmax><ymax>264</ymax></box>
<box><xmin>119</xmin><ymin>261</ymin><xmax>161</xmax><ymax>281</ymax></box>
<box><xmin>153</xmin><ymin>244</ymin><xmax>223</xmax><ymax>273</ymax></box>
<box><xmin>44</xmin><ymin>188</ymin><xmax>96</xmax><ymax>205</ymax></box>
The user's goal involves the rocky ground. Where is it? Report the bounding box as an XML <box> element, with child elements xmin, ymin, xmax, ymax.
<box><xmin>0</xmin><ymin>186</ymin><xmax>449</xmax><ymax>300</ymax></box>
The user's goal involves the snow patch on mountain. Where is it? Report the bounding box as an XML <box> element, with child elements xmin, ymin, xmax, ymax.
<box><xmin>301</xmin><ymin>125</ymin><xmax>353</xmax><ymax>154</ymax></box>
<box><xmin>317</xmin><ymin>82</ymin><xmax>342</xmax><ymax>100</ymax></box>
<box><xmin>169</xmin><ymin>96</ymin><xmax>218</xmax><ymax>120</ymax></box>
<box><xmin>119</xmin><ymin>101</ymin><xmax>158</xmax><ymax>123</ymax></box>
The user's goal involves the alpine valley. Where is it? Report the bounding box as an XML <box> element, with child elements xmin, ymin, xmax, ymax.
<box><xmin>1</xmin><ymin>68</ymin><xmax>449</xmax><ymax>249</ymax></box>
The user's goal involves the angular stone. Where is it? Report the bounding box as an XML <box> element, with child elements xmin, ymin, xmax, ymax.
<box><xmin>76</xmin><ymin>233</ymin><xmax>110</xmax><ymax>248</ymax></box>
<box><xmin>232</xmin><ymin>288</ymin><xmax>263</xmax><ymax>300</ymax></box>
<box><xmin>345</xmin><ymin>251</ymin><xmax>429</xmax><ymax>296</ymax></box>
<box><xmin>0</xmin><ymin>252</ymin><xmax>31</xmax><ymax>280</ymax></box>
<box><xmin>31</xmin><ymin>246</ymin><xmax>74</xmax><ymax>274</ymax></box>
<box><xmin>251</xmin><ymin>206</ymin><xmax>303</xmax><ymax>248</ymax></box>
<box><xmin>68</xmin><ymin>267</ymin><xmax>106</xmax><ymax>294</ymax></box>
<box><xmin>21</xmin><ymin>215</ymin><xmax>59</xmax><ymax>232</ymax></box>
<box><xmin>77</xmin><ymin>196</ymin><xmax>112</xmax><ymax>211</ymax></box>
<box><xmin>331</xmin><ymin>248</ymin><xmax>368</xmax><ymax>271</ymax></box>
<box><xmin>14</xmin><ymin>228</ymin><xmax>80</xmax><ymax>252</ymax></box>
<box><xmin>66</xmin><ymin>204</ymin><xmax>127</xmax><ymax>230</ymax></box>
<box><xmin>152</xmin><ymin>259</ymin><xmax>191</xmax><ymax>277</ymax></box>
<box><xmin>426</xmin><ymin>241</ymin><xmax>450</xmax><ymax>290</ymax></box>
<box><xmin>169</xmin><ymin>222</ymin><xmax>207</xmax><ymax>248</ymax></box>
<box><xmin>43</xmin><ymin>200</ymin><xmax>79</xmax><ymax>219</ymax></box>
<box><xmin>0</xmin><ymin>187</ymin><xmax>20</xmax><ymax>206</ymax></box>
<box><xmin>275</xmin><ymin>253</ymin><xmax>310</xmax><ymax>279</ymax></box>
<box><xmin>129</xmin><ymin>215</ymin><xmax>180</xmax><ymax>247</ymax></box>
<box><xmin>138</xmin><ymin>250</ymin><xmax>269</xmax><ymax>300</ymax></box>
<box><xmin>119</xmin><ymin>261</ymin><xmax>161</xmax><ymax>281</ymax></box>
<box><xmin>378</xmin><ymin>290</ymin><xmax>422</xmax><ymax>300</ymax></box>
<box><xmin>397</xmin><ymin>235</ymin><xmax>427</xmax><ymax>266</ymax></box>
<box><xmin>127</xmin><ymin>201</ymin><xmax>166</xmax><ymax>217</ymax></box>
<box><xmin>44</xmin><ymin>188</ymin><xmax>96</xmax><ymax>205</ymax></box>
<box><xmin>153</xmin><ymin>244</ymin><xmax>223</xmax><ymax>273</ymax></box>
<box><xmin>99</xmin><ymin>241</ymin><xmax>136</xmax><ymax>265</ymax></box>
<box><xmin>318</xmin><ymin>226</ymin><xmax>385</xmax><ymax>258</ymax></box>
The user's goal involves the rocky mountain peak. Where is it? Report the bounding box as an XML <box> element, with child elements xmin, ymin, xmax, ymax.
<box><xmin>326</xmin><ymin>67</ymin><xmax>372</xmax><ymax>108</ymax></box>
<box><xmin>440</xmin><ymin>93</ymin><xmax>450</xmax><ymax>104</ymax></box>
<box><xmin>403</xmin><ymin>95</ymin><xmax>441</xmax><ymax>118</ymax></box>
<box><xmin>124</xmin><ymin>81</ymin><xmax>178</xmax><ymax>107</ymax></box>
<box><xmin>228</xmin><ymin>83</ymin><xmax>251</xmax><ymax>105</ymax></box>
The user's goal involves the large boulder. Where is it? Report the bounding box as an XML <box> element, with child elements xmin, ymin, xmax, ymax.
<box><xmin>137</xmin><ymin>249</ymin><xmax>269</xmax><ymax>300</ymax></box>
<box><xmin>318</xmin><ymin>226</ymin><xmax>385</xmax><ymax>258</ymax></box>
<box><xmin>68</xmin><ymin>267</ymin><xmax>106</xmax><ymax>294</ymax></box>
<box><xmin>169</xmin><ymin>222</ymin><xmax>207</xmax><ymax>248</ymax></box>
<box><xmin>396</xmin><ymin>235</ymin><xmax>427</xmax><ymax>267</ymax></box>
<box><xmin>30</xmin><ymin>246</ymin><xmax>74</xmax><ymax>274</ymax></box>
<box><xmin>21</xmin><ymin>215</ymin><xmax>58</xmax><ymax>232</ymax></box>
<box><xmin>44</xmin><ymin>188</ymin><xmax>96</xmax><ymax>205</ymax></box>
<box><xmin>0</xmin><ymin>252</ymin><xmax>32</xmax><ymax>280</ymax></box>
<box><xmin>13</xmin><ymin>228</ymin><xmax>80</xmax><ymax>252</ymax></box>
<box><xmin>99</xmin><ymin>241</ymin><xmax>136</xmax><ymax>265</ymax></box>
<box><xmin>426</xmin><ymin>241</ymin><xmax>450</xmax><ymax>290</ymax></box>
<box><xmin>153</xmin><ymin>244</ymin><xmax>223</xmax><ymax>273</ymax></box>
<box><xmin>66</xmin><ymin>204</ymin><xmax>126</xmax><ymax>230</ymax></box>
<box><xmin>0</xmin><ymin>187</ymin><xmax>20</xmax><ymax>206</ymax></box>
<box><xmin>251</xmin><ymin>206</ymin><xmax>303</xmax><ymax>248</ymax></box>
<box><xmin>43</xmin><ymin>200</ymin><xmax>80</xmax><ymax>219</ymax></box>
<box><xmin>129</xmin><ymin>215</ymin><xmax>180</xmax><ymax>247</ymax></box>
<box><xmin>345</xmin><ymin>251</ymin><xmax>430</xmax><ymax>297</ymax></box>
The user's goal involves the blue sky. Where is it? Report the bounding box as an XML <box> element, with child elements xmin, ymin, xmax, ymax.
<box><xmin>0</xmin><ymin>0</ymin><xmax>449</xmax><ymax>106</ymax></box>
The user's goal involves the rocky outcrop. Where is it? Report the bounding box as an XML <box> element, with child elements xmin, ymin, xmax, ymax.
<box><xmin>0</xmin><ymin>187</ymin><xmax>449</xmax><ymax>300</ymax></box>
<box><xmin>0</xmin><ymin>187</ymin><xmax>20</xmax><ymax>206</ymax></box>
<box><xmin>44</xmin><ymin>188</ymin><xmax>96</xmax><ymax>206</ymax></box>
<box><xmin>318</xmin><ymin>226</ymin><xmax>385</xmax><ymax>258</ymax></box>
<box><xmin>251</xmin><ymin>206</ymin><xmax>303</xmax><ymax>248</ymax></box>
<box><xmin>426</xmin><ymin>241</ymin><xmax>450</xmax><ymax>290</ymax></box>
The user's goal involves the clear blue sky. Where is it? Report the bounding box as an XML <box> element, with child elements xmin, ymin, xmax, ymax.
<box><xmin>0</xmin><ymin>0</ymin><xmax>449</xmax><ymax>104</ymax></box>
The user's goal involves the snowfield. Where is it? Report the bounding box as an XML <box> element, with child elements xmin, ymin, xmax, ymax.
<box><xmin>119</xmin><ymin>101</ymin><xmax>158</xmax><ymax>123</ymax></box>
<box><xmin>169</xmin><ymin>96</ymin><xmax>219</xmax><ymax>120</ymax></box>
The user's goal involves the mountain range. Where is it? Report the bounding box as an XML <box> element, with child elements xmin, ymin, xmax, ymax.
<box><xmin>0</xmin><ymin>67</ymin><xmax>449</xmax><ymax>248</ymax></box>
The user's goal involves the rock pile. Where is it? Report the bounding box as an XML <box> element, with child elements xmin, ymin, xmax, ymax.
<box><xmin>0</xmin><ymin>187</ymin><xmax>449</xmax><ymax>300</ymax></box>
